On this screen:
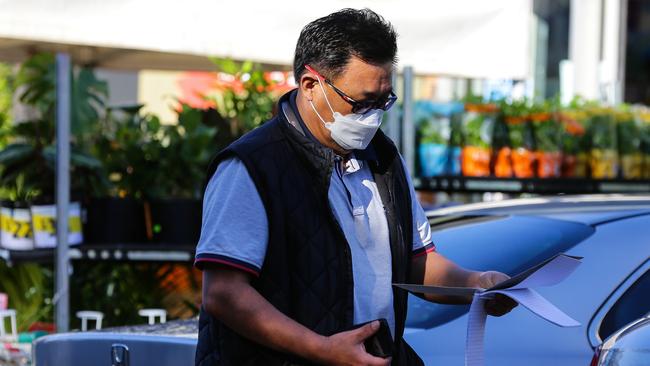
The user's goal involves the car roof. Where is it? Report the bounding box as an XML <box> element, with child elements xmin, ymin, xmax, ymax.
<box><xmin>425</xmin><ymin>194</ymin><xmax>650</xmax><ymax>226</ymax></box>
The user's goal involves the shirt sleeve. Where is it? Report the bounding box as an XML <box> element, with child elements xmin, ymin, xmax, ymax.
<box><xmin>399</xmin><ymin>155</ymin><xmax>436</xmax><ymax>258</ymax></box>
<box><xmin>194</xmin><ymin>157</ymin><xmax>269</xmax><ymax>276</ymax></box>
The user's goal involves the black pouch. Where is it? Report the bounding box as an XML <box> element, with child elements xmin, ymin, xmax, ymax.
<box><xmin>346</xmin><ymin>318</ymin><xmax>393</xmax><ymax>358</ymax></box>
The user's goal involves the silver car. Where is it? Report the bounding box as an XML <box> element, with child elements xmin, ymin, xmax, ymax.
<box><xmin>405</xmin><ymin>194</ymin><xmax>650</xmax><ymax>365</ymax></box>
<box><xmin>593</xmin><ymin>313</ymin><xmax>650</xmax><ymax>365</ymax></box>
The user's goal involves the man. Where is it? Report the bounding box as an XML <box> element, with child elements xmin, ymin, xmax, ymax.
<box><xmin>194</xmin><ymin>8</ymin><xmax>517</xmax><ymax>366</ymax></box>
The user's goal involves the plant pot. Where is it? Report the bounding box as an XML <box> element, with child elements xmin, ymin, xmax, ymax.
<box><xmin>418</xmin><ymin>143</ymin><xmax>461</xmax><ymax>177</ymax></box>
<box><xmin>84</xmin><ymin>197</ymin><xmax>147</xmax><ymax>244</ymax></box>
<box><xmin>148</xmin><ymin>198</ymin><xmax>202</xmax><ymax>245</ymax></box>
<box><xmin>536</xmin><ymin>151</ymin><xmax>562</xmax><ymax>178</ymax></box>
<box><xmin>419</xmin><ymin>143</ymin><xmax>447</xmax><ymax>177</ymax></box>
<box><xmin>511</xmin><ymin>148</ymin><xmax>536</xmax><ymax>178</ymax></box>
<box><xmin>30</xmin><ymin>202</ymin><xmax>83</xmax><ymax>249</ymax></box>
<box><xmin>620</xmin><ymin>153</ymin><xmax>644</xmax><ymax>179</ymax></box>
<box><xmin>461</xmin><ymin>146</ymin><xmax>491</xmax><ymax>177</ymax></box>
<box><xmin>561</xmin><ymin>154</ymin><xmax>577</xmax><ymax>178</ymax></box>
<box><xmin>590</xmin><ymin>149</ymin><xmax>618</xmax><ymax>179</ymax></box>
<box><xmin>574</xmin><ymin>152</ymin><xmax>590</xmax><ymax>178</ymax></box>
<box><xmin>494</xmin><ymin>147</ymin><xmax>513</xmax><ymax>178</ymax></box>
<box><xmin>0</xmin><ymin>202</ymin><xmax>35</xmax><ymax>251</ymax></box>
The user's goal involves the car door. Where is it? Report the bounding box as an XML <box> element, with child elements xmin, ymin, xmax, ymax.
<box><xmin>405</xmin><ymin>213</ymin><xmax>650</xmax><ymax>366</ymax></box>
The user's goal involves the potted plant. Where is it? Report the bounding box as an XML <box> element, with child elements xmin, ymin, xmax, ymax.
<box><xmin>588</xmin><ymin>107</ymin><xmax>619</xmax><ymax>179</ymax></box>
<box><xmin>531</xmin><ymin>100</ymin><xmax>563</xmax><ymax>178</ymax></box>
<box><xmin>558</xmin><ymin>109</ymin><xmax>587</xmax><ymax>178</ymax></box>
<box><xmin>560</xmin><ymin>98</ymin><xmax>592</xmax><ymax>178</ymax></box>
<box><xmin>637</xmin><ymin>107</ymin><xmax>650</xmax><ymax>179</ymax></box>
<box><xmin>0</xmin><ymin>176</ymin><xmax>38</xmax><ymax>250</ymax></box>
<box><xmin>615</xmin><ymin>106</ymin><xmax>643</xmax><ymax>179</ymax></box>
<box><xmin>461</xmin><ymin>95</ymin><xmax>497</xmax><ymax>177</ymax></box>
<box><xmin>416</xmin><ymin>101</ymin><xmax>463</xmax><ymax>177</ymax></box>
<box><xmin>146</xmin><ymin>105</ymin><xmax>217</xmax><ymax>245</ymax></box>
<box><xmin>0</xmin><ymin>53</ymin><xmax>107</xmax><ymax>249</ymax></box>
<box><xmin>86</xmin><ymin>105</ymin><xmax>161</xmax><ymax>244</ymax></box>
<box><xmin>499</xmin><ymin>99</ymin><xmax>536</xmax><ymax>178</ymax></box>
<box><xmin>141</xmin><ymin>60</ymin><xmax>276</xmax><ymax>245</ymax></box>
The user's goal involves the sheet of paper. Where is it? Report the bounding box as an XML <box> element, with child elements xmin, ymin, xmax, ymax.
<box><xmin>489</xmin><ymin>288</ymin><xmax>580</xmax><ymax>327</ymax></box>
<box><xmin>489</xmin><ymin>254</ymin><xmax>582</xmax><ymax>291</ymax></box>
<box><xmin>393</xmin><ymin>283</ymin><xmax>481</xmax><ymax>297</ymax></box>
<box><xmin>466</xmin><ymin>293</ymin><xmax>487</xmax><ymax>366</ymax></box>
<box><xmin>394</xmin><ymin>253</ymin><xmax>582</xmax><ymax>366</ymax></box>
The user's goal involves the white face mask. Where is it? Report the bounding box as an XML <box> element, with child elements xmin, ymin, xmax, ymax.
<box><xmin>309</xmin><ymin>77</ymin><xmax>384</xmax><ymax>151</ymax></box>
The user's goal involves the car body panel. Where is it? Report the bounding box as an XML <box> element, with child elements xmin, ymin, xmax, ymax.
<box><xmin>597</xmin><ymin>315</ymin><xmax>650</xmax><ymax>365</ymax></box>
<box><xmin>33</xmin><ymin>332</ymin><xmax>196</xmax><ymax>366</ymax></box>
<box><xmin>405</xmin><ymin>211</ymin><xmax>650</xmax><ymax>365</ymax></box>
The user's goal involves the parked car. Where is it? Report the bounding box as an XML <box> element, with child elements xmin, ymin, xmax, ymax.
<box><xmin>591</xmin><ymin>313</ymin><xmax>650</xmax><ymax>366</ymax></box>
<box><xmin>405</xmin><ymin>194</ymin><xmax>650</xmax><ymax>366</ymax></box>
<box><xmin>33</xmin><ymin>319</ymin><xmax>197</xmax><ymax>366</ymax></box>
<box><xmin>33</xmin><ymin>195</ymin><xmax>650</xmax><ymax>365</ymax></box>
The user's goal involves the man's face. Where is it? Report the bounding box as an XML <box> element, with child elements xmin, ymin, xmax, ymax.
<box><xmin>310</xmin><ymin>56</ymin><xmax>393</xmax><ymax>122</ymax></box>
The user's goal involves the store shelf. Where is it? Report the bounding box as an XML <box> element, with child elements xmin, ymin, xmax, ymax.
<box><xmin>0</xmin><ymin>243</ymin><xmax>195</xmax><ymax>264</ymax></box>
<box><xmin>414</xmin><ymin>176</ymin><xmax>650</xmax><ymax>194</ymax></box>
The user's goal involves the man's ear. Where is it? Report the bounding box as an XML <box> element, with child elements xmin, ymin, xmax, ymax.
<box><xmin>298</xmin><ymin>72</ymin><xmax>319</xmax><ymax>101</ymax></box>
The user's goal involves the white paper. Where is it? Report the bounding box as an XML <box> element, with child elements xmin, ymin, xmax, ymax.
<box><xmin>489</xmin><ymin>288</ymin><xmax>579</xmax><ymax>327</ymax></box>
<box><xmin>394</xmin><ymin>253</ymin><xmax>582</xmax><ymax>366</ymax></box>
<box><xmin>465</xmin><ymin>293</ymin><xmax>487</xmax><ymax>366</ymax></box>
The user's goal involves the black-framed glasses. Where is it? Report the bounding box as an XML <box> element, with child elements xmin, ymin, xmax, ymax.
<box><xmin>304</xmin><ymin>64</ymin><xmax>397</xmax><ymax>114</ymax></box>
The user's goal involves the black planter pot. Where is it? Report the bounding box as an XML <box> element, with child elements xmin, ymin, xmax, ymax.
<box><xmin>84</xmin><ymin>197</ymin><xmax>147</xmax><ymax>244</ymax></box>
<box><xmin>149</xmin><ymin>198</ymin><xmax>202</xmax><ymax>245</ymax></box>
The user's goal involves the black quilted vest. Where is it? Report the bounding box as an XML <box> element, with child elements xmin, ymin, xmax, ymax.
<box><xmin>196</xmin><ymin>97</ymin><xmax>423</xmax><ymax>366</ymax></box>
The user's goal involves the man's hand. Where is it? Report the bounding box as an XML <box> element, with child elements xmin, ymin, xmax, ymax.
<box><xmin>320</xmin><ymin>321</ymin><xmax>391</xmax><ymax>366</ymax></box>
<box><xmin>476</xmin><ymin>271</ymin><xmax>518</xmax><ymax>317</ymax></box>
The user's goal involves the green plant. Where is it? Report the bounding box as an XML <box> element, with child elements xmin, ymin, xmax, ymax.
<box><xmin>0</xmin><ymin>53</ymin><xmax>108</xmax><ymax>202</ymax></box>
<box><xmin>500</xmin><ymin>99</ymin><xmax>531</xmax><ymax>149</ymax></box>
<box><xmin>418</xmin><ymin>118</ymin><xmax>447</xmax><ymax>145</ymax></box>
<box><xmin>70</xmin><ymin>262</ymin><xmax>175</xmax><ymax>327</ymax></box>
<box><xmin>16</xmin><ymin>53</ymin><xmax>108</xmax><ymax>140</ymax></box>
<box><xmin>207</xmin><ymin>59</ymin><xmax>276</xmax><ymax>145</ymax></box>
<box><xmin>0</xmin><ymin>262</ymin><xmax>54</xmax><ymax>331</ymax></box>
<box><xmin>0</xmin><ymin>62</ymin><xmax>14</xmax><ymax>148</ymax></box>
<box><xmin>0</xmin><ymin>119</ymin><xmax>106</xmax><ymax>201</ymax></box>
<box><xmin>616</xmin><ymin>106</ymin><xmax>642</xmax><ymax>155</ymax></box>
<box><xmin>92</xmin><ymin>105</ymin><xmax>164</xmax><ymax>199</ymax></box>
<box><xmin>531</xmin><ymin>100</ymin><xmax>562</xmax><ymax>153</ymax></box>
<box><xmin>155</xmin><ymin>105</ymin><xmax>217</xmax><ymax>199</ymax></box>
<box><xmin>462</xmin><ymin>103</ymin><xmax>498</xmax><ymax>149</ymax></box>
<box><xmin>589</xmin><ymin>111</ymin><xmax>617</xmax><ymax>150</ymax></box>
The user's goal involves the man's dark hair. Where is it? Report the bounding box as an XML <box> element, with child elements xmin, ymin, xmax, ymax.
<box><xmin>293</xmin><ymin>8</ymin><xmax>398</xmax><ymax>81</ymax></box>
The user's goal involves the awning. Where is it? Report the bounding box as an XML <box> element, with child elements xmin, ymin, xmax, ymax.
<box><xmin>0</xmin><ymin>0</ymin><xmax>532</xmax><ymax>78</ymax></box>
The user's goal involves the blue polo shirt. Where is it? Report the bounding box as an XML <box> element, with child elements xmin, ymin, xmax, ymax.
<box><xmin>195</xmin><ymin>90</ymin><xmax>435</xmax><ymax>337</ymax></box>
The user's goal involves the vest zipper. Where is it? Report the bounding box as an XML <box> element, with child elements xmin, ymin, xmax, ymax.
<box><xmin>324</xmin><ymin>162</ymin><xmax>355</xmax><ymax>328</ymax></box>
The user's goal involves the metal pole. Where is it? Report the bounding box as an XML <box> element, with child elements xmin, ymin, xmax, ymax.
<box><xmin>385</xmin><ymin>71</ymin><xmax>400</xmax><ymax>147</ymax></box>
<box><xmin>55</xmin><ymin>53</ymin><xmax>71</xmax><ymax>333</ymax></box>
<box><xmin>401</xmin><ymin>66</ymin><xmax>415</xmax><ymax>175</ymax></box>
<box><xmin>616</xmin><ymin>0</ymin><xmax>628</xmax><ymax>104</ymax></box>
<box><xmin>386</xmin><ymin>71</ymin><xmax>400</xmax><ymax>148</ymax></box>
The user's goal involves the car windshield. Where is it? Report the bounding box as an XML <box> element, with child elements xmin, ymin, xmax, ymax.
<box><xmin>406</xmin><ymin>214</ymin><xmax>595</xmax><ymax>329</ymax></box>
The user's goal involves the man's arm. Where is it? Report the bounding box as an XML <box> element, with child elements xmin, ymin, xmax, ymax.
<box><xmin>409</xmin><ymin>251</ymin><xmax>516</xmax><ymax>316</ymax></box>
<box><xmin>202</xmin><ymin>264</ymin><xmax>391</xmax><ymax>366</ymax></box>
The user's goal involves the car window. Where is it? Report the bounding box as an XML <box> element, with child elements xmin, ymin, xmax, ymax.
<box><xmin>599</xmin><ymin>268</ymin><xmax>650</xmax><ymax>341</ymax></box>
<box><xmin>406</xmin><ymin>215</ymin><xmax>595</xmax><ymax>329</ymax></box>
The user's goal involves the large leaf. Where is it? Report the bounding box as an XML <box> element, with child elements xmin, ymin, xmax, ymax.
<box><xmin>0</xmin><ymin>143</ymin><xmax>34</xmax><ymax>165</ymax></box>
<box><xmin>41</xmin><ymin>145</ymin><xmax>103</xmax><ymax>170</ymax></box>
<box><xmin>16</xmin><ymin>53</ymin><xmax>57</xmax><ymax>113</ymax></box>
<box><xmin>72</xmin><ymin>67</ymin><xmax>108</xmax><ymax>135</ymax></box>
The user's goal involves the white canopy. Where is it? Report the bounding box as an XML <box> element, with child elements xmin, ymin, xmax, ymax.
<box><xmin>0</xmin><ymin>0</ymin><xmax>532</xmax><ymax>78</ymax></box>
